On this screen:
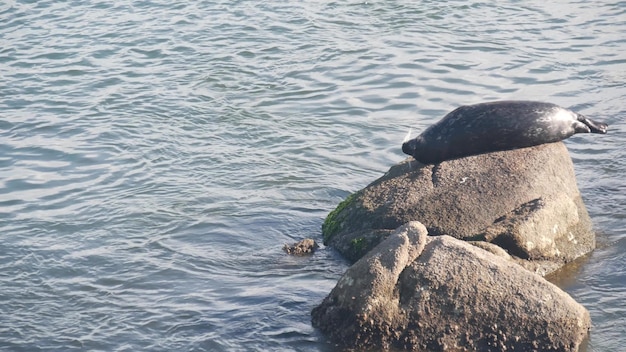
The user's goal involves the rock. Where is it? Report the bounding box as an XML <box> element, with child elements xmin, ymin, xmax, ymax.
<box><xmin>322</xmin><ymin>142</ymin><xmax>594</xmax><ymax>274</ymax></box>
<box><xmin>283</xmin><ymin>238</ymin><xmax>319</xmax><ymax>255</ymax></box>
<box><xmin>467</xmin><ymin>241</ymin><xmax>511</xmax><ymax>259</ymax></box>
<box><xmin>312</xmin><ymin>222</ymin><xmax>591</xmax><ymax>351</ymax></box>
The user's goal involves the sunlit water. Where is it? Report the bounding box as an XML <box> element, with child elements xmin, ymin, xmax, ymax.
<box><xmin>1</xmin><ymin>1</ymin><xmax>625</xmax><ymax>351</ymax></box>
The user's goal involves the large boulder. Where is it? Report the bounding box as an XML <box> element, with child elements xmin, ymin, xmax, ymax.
<box><xmin>322</xmin><ymin>142</ymin><xmax>594</xmax><ymax>275</ymax></box>
<box><xmin>312</xmin><ymin>221</ymin><xmax>591</xmax><ymax>351</ymax></box>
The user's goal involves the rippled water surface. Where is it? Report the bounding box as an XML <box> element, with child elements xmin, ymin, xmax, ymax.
<box><xmin>1</xmin><ymin>1</ymin><xmax>625</xmax><ymax>351</ymax></box>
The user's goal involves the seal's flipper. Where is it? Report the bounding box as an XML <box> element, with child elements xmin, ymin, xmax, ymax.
<box><xmin>577</xmin><ymin>114</ymin><xmax>608</xmax><ymax>134</ymax></box>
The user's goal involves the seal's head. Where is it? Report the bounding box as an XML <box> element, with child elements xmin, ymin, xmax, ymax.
<box><xmin>401</xmin><ymin>135</ymin><xmax>438</xmax><ymax>164</ymax></box>
<box><xmin>402</xmin><ymin>138</ymin><xmax>419</xmax><ymax>158</ymax></box>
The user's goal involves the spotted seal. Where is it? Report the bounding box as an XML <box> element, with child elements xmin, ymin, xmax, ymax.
<box><xmin>402</xmin><ymin>100</ymin><xmax>608</xmax><ymax>164</ymax></box>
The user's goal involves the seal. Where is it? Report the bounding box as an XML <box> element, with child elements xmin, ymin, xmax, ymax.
<box><xmin>402</xmin><ymin>100</ymin><xmax>608</xmax><ymax>164</ymax></box>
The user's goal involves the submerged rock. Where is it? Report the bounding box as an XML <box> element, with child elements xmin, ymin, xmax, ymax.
<box><xmin>322</xmin><ymin>142</ymin><xmax>594</xmax><ymax>275</ymax></box>
<box><xmin>312</xmin><ymin>221</ymin><xmax>590</xmax><ymax>351</ymax></box>
<box><xmin>283</xmin><ymin>238</ymin><xmax>319</xmax><ymax>256</ymax></box>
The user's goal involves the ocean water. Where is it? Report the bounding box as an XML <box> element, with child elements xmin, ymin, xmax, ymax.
<box><xmin>1</xmin><ymin>1</ymin><xmax>624</xmax><ymax>351</ymax></box>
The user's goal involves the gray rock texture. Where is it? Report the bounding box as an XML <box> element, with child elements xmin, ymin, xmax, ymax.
<box><xmin>322</xmin><ymin>142</ymin><xmax>594</xmax><ymax>275</ymax></box>
<box><xmin>312</xmin><ymin>221</ymin><xmax>591</xmax><ymax>351</ymax></box>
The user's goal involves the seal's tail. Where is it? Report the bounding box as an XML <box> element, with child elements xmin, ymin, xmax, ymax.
<box><xmin>578</xmin><ymin>114</ymin><xmax>608</xmax><ymax>134</ymax></box>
